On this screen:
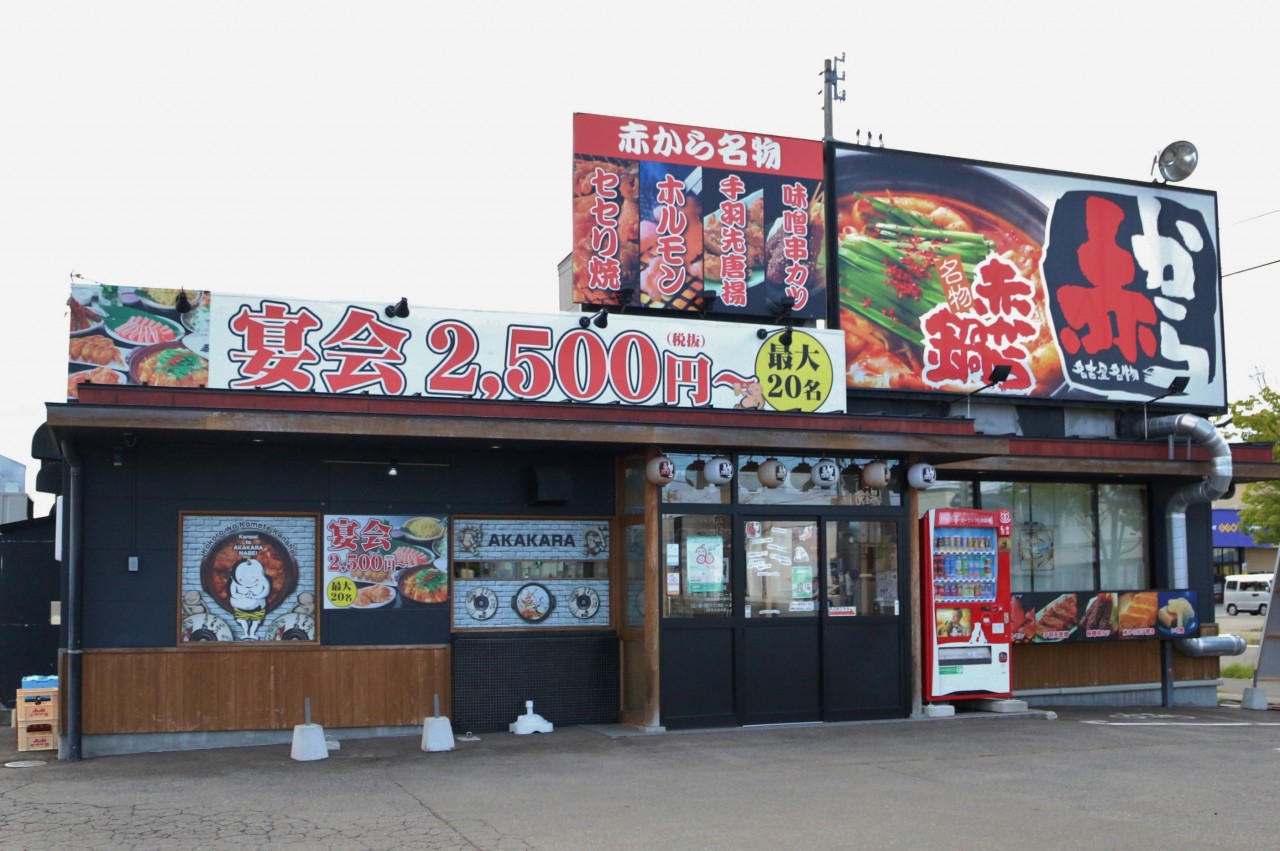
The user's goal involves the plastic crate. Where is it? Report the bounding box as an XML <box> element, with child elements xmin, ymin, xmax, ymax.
<box><xmin>21</xmin><ymin>676</ymin><xmax>58</xmax><ymax>690</ymax></box>
<box><xmin>16</xmin><ymin>689</ymin><xmax>58</xmax><ymax>723</ymax></box>
<box><xmin>17</xmin><ymin>722</ymin><xmax>59</xmax><ymax>752</ymax></box>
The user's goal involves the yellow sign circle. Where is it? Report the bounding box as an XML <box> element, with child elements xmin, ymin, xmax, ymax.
<box><xmin>754</xmin><ymin>330</ymin><xmax>833</xmax><ymax>412</ymax></box>
<box><xmin>326</xmin><ymin>576</ymin><xmax>358</xmax><ymax>608</ymax></box>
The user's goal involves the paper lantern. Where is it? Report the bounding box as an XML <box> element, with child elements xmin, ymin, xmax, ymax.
<box><xmin>811</xmin><ymin>458</ymin><xmax>840</xmax><ymax>489</ymax></box>
<box><xmin>907</xmin><ymin>462</ymin><xmax>937</xmax><ymax>489</ymax></box>
<box><xmin>861</xmin><ymin>461</ymin><xmax>889</xmax><ymax>490</ymax></box>
<box><xmin>757</xmin><ymin>457</ymin><xmax>788</xmax><ymax>489</ymax></box>
<box><xmin>646</xmin><ymin>454</ymin><xmax>677</xmax><ymax>486</ymax></box>
<box><xmin>705</xmin><ymin>456</ymin><xmax>734</xmax><ymax>485</ymax></box>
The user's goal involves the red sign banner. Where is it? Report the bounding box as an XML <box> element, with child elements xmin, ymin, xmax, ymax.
<box><xmin>572</xmin><ymin>113</ymin><xmax>827</xmax><ymax>321</ymax></box>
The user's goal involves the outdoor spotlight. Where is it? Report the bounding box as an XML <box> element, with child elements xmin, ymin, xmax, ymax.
<box><xmin>175</xmin><ymin>289</ymin><xmax>192</xmax><ymax>314</ymax></box>
<box><xmin>385</xmin><ymin>297</ymin><xmax>410</xmax><ymax>319</ymax></box>
<box><xmin>1153</xmin><ymin>140</ymin><xmax>1198</xmax><ymax>183</ymax></box>
<box><xmin>1162</xmin><ymin>375</ymin><xmax>1190</xmax><ymax>397</ymax></box>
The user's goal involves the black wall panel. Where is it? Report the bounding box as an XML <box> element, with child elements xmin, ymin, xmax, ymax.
<box><xmin>322</xmin><ymin>608</ymin><xmax>451</xmax><ymax>645</ymax></box>
<box><xmin>75</xmin><ymin>440</ymin><xmax>617</xmax><ymax>650</ymax></box>
<box><xmin>0</xmin><ymin>518</ymin><xmax>60</xmax><ymax>705</ymax></box>
<box><xmin>452</xmin><ymin>632</ymin><xmax>619</xmax><ymax>733</ymax></box>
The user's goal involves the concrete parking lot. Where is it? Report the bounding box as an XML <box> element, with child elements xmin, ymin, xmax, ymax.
<box><xmin>4</xmin><ymin>703</ymin><xmax>1280</xmax><ymax>850</ymax></box>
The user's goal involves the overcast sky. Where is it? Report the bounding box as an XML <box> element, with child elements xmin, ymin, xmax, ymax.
<box><xmin>3</xmin><ymin>1</ymin><xmax>1277</xmax><ymax>513</ymax></box>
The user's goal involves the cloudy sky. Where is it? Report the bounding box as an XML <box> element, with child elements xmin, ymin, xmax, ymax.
<box><xmin>3</xmin><ymin>1</ymin><xmax>1276</xmax><ymax>512</ymax></box>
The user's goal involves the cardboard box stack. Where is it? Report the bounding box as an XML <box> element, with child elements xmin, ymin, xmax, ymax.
<box><xmin>15</xmin><ymin>676</ymin><xmax>59</xmax><ymax>752</ymax></box>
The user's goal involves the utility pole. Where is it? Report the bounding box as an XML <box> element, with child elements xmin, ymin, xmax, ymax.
<box><xmin>822</xmin><ymin>53</ymin><xmax>846</xmax><ymax>141</ymax></box>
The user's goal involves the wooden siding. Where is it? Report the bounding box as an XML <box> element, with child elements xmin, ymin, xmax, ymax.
<box><xmin>1013</xmin><ymin>637</ymin><xmax>1219</xmax><ymax>690</ymax></box>
<box><xmin>82</xmin><ymin>646</ymin><xmax>449</xmax><ymax>734</ymax></box>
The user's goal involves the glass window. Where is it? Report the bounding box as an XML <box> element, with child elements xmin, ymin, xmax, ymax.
<box><xmin>737</xmin><ymin>455</ymin><xmax>900</xmax><ymax>507</ymax></box>
<box><xmin>1097</xmin><ymin>484</ymin><xmax>1146</xmax><ymax>588</ymax></box>
<box><xmin>622</xmin><ymin>456</ymin><xmax>646</xmax><ymax>515</ymax></box>
<box><xmin>660</xmin><ymin>452</ymin><xmax>731</xmax><ymax>505</ymax></box>
<box><xmin>983</xmin><ymin>481</ymin><xmax>1148</xmax><ymax>593</ymax></box>
<box><xmin>825</xmin><ymin>521</ymin><xmax>900</xmax><ymax>616</ymax></box>
<box><xmin>625</xmin><ymin>523</ymin><xmax>645</xmax><ymax>629</ymax></box>
<box><xmin>744</xmin><ymin>519</ymin><xmax>819</xmax><ymax>618</ymax></box>
<box><xmin>662</xmin><ymin>514</ymin><xmax>732</xmax><ymax>618</ymax></box>
<box><xmin>916</xmin><ymin>481</ymin><xmax>975</xmax><ymax>515</ymax></box>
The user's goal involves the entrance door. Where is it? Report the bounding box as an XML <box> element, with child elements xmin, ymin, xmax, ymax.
<box><xmin>739</xmin><ymin>517</ymin><xmax>821</xmax><ymax>725</ymax></box>
<box><xmin>821</xmin><ymin>519</ymin><xmax>908</xmax><ymax>720</ymax></box>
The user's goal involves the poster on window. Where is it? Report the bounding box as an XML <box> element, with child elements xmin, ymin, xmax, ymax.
<box><xmin>321</xmin><ymin>514</ymin><xmax>449</xmax><ymax>610</ymax></box>
<box><xmin>686</xmin><ymin>535</ymin><xmax>725</xmax><ymax>593</ymax></box>
<box><xmin>179</xmin><ymin>513</ymin><xmax>318</xmax><ymax>643</ymax></box>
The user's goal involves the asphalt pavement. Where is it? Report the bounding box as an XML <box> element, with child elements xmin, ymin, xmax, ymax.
<box><xmin>5</xmin><ymin>607</ymin><xmax>1276</xmax><ymax>850</ymax></box>
<box><xmin>4</xmin><ymin>703</ymin><xmax>1280</xmax><ymax>850</ymax></box>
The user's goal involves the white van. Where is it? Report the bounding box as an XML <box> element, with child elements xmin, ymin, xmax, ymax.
<box><xmin>1223</xmin><ymin>574</ymin><xmax>1273</xmax><ymax>616</ymax></box>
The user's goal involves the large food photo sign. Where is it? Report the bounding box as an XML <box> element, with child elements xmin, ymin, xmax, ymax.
<box><xmin>67</xmin><ymin>282</ymin><xmax>211</xmax><ymax>400</ymax></box>
<box><xmin>321</xmin><ymin>514</ymin><xmax>449</xmax><ymax>610</ymax></box>
<box><xmin>572</xmin><ymin>112</ymin><xmax>827</xmax><ymax>320</ymax></box>
<box><xmin>178</xmin><ymin>513</ymin><xmax>318</xmax><ymax>644</ymax></box>
<box><xmin>65</xmin><ymin>282</ymin><xmax>846</xmax><ymax>413</ymax></box>
<box><xmin>1009</xmin><ymin>590</ymin><xmax>1200</xmax><ymax>644</ymax></box>
<box><xmin>832</xmin><ymin>146</ymin><xmax>1224</xmax><ymax>408</ymax></box>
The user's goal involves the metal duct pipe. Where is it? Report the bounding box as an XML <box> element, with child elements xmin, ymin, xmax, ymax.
<box><xmin>59</xmin><ymin>439</ymin><xmax>84</xmax><ymax>762</ymax></box>
<box><xmin>1174</xmin><ymin>634</ymin><xmax>1247</xmax><ymax>657</ymax></box>
<box><xmin>1132</xmin><ymin>413</ymin><xmax>1233</xmax><ymax>589</ymax></box>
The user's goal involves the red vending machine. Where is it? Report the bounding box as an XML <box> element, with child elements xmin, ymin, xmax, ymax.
<box><xmin>920</xmin><ymin>507</ymin><xmax>1013</xmax><ymax>701</ymax></box>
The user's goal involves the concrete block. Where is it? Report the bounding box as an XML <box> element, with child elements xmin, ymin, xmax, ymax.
<box><xmin>970</xmin><ymin>698</ymin><xmax>1029</xmax><ymax>713</ymax></box>
<box><xmin>290</xmin><ymin>723</ymin><xmax>328</xmax><ymax>761</ymax></box>
<box><xmin>1241</xmin><ymin>686</ymin><xmax>1270</xmax><ymax>711</ymax></box>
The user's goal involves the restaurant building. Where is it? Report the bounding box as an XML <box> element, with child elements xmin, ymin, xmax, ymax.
<box><xmin>35</xmin><ymin>116</ymin><xmax>1278</xmax><ymax>758</ymax></box>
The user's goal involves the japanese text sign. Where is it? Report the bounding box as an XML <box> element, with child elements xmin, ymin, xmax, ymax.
<box><xmin>202</xmin><ymin>293</ymin><xmax>843</xmax><ymax>412</ymax></box>
<box><xmin>321</xmin><ymin>514</ymin><xmax>448</xmax><ymax>610</ymax></box>
<box><xmin>64</xmin><ymin>283</ymin><xmax>846</xmax><ymax>413</ymax></box>
<box><xmin>832</xmin><ymin>146</ymin><xmax>1223</xmax><ymax>408</ymax></box>
<box><xmin>572</xmin><ymin>112</ymin><xmax>827</xmax><ymax>321</ymax></box>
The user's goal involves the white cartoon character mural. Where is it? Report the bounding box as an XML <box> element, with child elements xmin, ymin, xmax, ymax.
<box><xmin>229</xmin><ymin>557</ymin><xmax>271</xmax><ymax>640</ymax></box>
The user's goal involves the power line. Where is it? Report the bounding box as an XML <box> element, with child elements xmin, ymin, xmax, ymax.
<box><xmin>1223</xmin><ymin>258</ymin><xmax>1280</xmax><ymax>278</ymax></box>
<box><xmin>1229</xmin><ymin>208</ymin><xmax>1280</xmax><ymax>226</ymax></box>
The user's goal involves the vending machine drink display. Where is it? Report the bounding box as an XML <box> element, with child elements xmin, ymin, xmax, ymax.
<box><xmin>921</xmin><ymin>508</ymin><xmax>1013</xmax><ymax>701</ymax></box>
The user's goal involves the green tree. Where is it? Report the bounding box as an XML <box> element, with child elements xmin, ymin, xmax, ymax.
<box><xmin>1228</xmin><ymin>387</ymin><xmax>1280</xmax><ymax>544</ymax></box>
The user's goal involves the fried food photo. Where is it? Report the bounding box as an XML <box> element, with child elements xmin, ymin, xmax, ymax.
<box><xmin>354</xmin><ymin>583</ymin><xmax>394</xmax><ymax>608</ymax></box>
<box><xmin>68</xmin><ymin>366</ymin><xmax>122</xmax><ymax>399</ymax></box>
<box><xmin>1118</xmin><ymin>591</ymin><xmax>1159</xmax><ymax>630</ymax></box>
<box><xmin>1035</xmin><ymin>593</ymin><xmax>1077</xmax><ymax>636</ymax></box>
<box><xmin>69</xmin><ymin>334</ymin><xmax>124</xmax><ymax>366</ymax></box>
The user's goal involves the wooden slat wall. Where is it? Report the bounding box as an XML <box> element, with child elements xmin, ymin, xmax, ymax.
<box><xmin>82</xmin><ymin>646</ymin><xmax>450</xmax><ymax>734</ymax></box>
<box><xmin>1014</xmin><ymin>638</ymin><xmax>1219</xmax><ymax>691</ymax></box>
